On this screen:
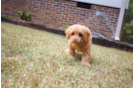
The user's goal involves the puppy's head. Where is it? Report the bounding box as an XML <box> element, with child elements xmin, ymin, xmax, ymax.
<box><xmin>65</xmin><ymin>24</ymin><xmax>92</xmax><ymax>44</ymax></box>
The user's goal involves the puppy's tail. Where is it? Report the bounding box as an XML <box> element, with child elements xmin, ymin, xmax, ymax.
<box><xmin>65</xmin><ymin>48</ymin><xmax>69</xmax><ymax>52</ymax></box>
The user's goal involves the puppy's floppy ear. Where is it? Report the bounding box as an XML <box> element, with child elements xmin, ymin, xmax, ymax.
<box><xmin>83</xmin><ymin>29</ymin><xmax>91</xmax><ymax>42</ymax></box>
<box><xmin>65</xmin><ymin>27</ymin><xmax>71</xmax><ymax>39</ymax></box>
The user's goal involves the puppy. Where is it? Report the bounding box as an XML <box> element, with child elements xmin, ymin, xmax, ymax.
<box><xmin>65</xmin><ymin>24</ymin><xmax>92</xmax><ymax>67</ymax></box>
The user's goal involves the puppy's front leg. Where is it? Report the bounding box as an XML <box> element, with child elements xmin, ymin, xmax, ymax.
<box><xmin>81</xmin><ymin>52</ymin><xmax>90</xmax><ymax>67</ymax></box>
<box><xmin>69</xmin><ymin>44</ymin><xmax>76</xmax><ymax>59</ymax></box>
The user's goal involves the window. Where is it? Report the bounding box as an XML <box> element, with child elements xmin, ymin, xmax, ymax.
<box><xmin>77</xmin><ymin>2</ymin><xmax>91</xmax><ymax>9</ymax></box>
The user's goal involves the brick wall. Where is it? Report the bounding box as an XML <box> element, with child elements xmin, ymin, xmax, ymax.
<box><xmin>1</xmin><ymin>0</ymin><xmax>121</xmax><ymax>40</ymax></box>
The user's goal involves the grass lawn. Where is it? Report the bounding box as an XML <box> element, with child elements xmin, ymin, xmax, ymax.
<box><xmin>1</xmin><ymin>22</ymin><xmax>133</xmax><ymax>88</ymax></box>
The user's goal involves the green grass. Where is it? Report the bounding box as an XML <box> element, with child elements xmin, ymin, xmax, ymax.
<box><xmin>1</xmin><ymin>22</ymin><xmax>133</xmax><ymax>88</ymax></box>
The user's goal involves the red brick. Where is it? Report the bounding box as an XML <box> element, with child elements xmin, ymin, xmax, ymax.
<box><xmin>1</xmin><ymin>0</ymin><xmax>122</xmax><ymax>40</ymax></box>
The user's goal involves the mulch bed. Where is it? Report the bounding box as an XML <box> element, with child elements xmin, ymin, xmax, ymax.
<box><xmin>1</xmin><ymin>18</ymin><xmax>133</xmax><ymax>52</ymax></box>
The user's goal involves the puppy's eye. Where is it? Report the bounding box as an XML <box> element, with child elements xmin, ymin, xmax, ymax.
<box><xmin>79</xmin><ymin>34</ymin><xmax>82</xmax><ymax>37</ymax></box>
<box><xmin>72</xmin><ymin>33</ymin><xmax>74</xmax><ymax>35</ymax></box>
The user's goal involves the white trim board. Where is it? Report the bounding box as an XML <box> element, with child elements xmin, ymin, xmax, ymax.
<box><xmin>115</xmin><ymin>0</ymin><xmax>127</xmax><ymax>41</ymax></box>
<box><xmin>72</xmin><ymin>0</ymin><xmax>129</xmax><ymax>9</ymax></box>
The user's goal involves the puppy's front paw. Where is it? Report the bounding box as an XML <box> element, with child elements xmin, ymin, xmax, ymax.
<box><xmin>65</xmin><ymin>48</ymin><xmax>69</xmax><ymax>52</ymax></box>
<box><xmin>81</xmin><ymin>61</ymin><xmax>90</xmax><ymax>67</ymax></box>
<box><xmin>70</xmin><ymin>55</ymin><xmax>76</xmax><ymax>59</ymax></box>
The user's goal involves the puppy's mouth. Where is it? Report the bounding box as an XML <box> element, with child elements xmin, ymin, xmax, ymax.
<box><xmin>71</xmin><ymin>40</ymin><xmax>77</xmax><ymax>43</ymax></box>
<box><xmin>71</xmin><ymin>40</ymin><xmax>84</xmax><ymax>45</ymax></box>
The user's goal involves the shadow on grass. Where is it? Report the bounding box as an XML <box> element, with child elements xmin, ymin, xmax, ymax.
<box><xmin>75</xmin><ymin>53</ymin><xmax>95</xmax><ymax>65</ymax></box>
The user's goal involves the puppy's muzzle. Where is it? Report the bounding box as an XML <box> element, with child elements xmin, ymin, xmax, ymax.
<box><xmin>72</xmin><ymin>39</ymin><xmax>77</xmax><ymax>43</ymax></box>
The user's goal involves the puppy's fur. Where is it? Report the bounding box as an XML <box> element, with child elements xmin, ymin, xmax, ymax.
<box><xmin>65</xmin><ymin>24</ymin><xmax>92</xmax><ymax>67</ymax></box>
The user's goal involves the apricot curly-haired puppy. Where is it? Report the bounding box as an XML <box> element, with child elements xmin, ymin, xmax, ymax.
<box><xmin>65</xmin><ymin>24</ymin><xmax>92</xmax><ymax>67</ymax></box>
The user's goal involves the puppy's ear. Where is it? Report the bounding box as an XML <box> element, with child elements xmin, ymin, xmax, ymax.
<box><xmin>65</xmin><ymin>27</ymin><xmax>71</xmax><ymax>39</ymax></box>
<box><xmin>83</xmin><ymin>29</ymin><xmax>91</xmax><ymax>42</ymax></box>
